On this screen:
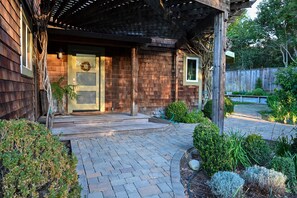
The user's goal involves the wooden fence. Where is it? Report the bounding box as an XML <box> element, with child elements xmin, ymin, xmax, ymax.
<box><xmin>225</xmin><ymin>67</ymin><xmax>281</xmax><ymax>92</ymax></box>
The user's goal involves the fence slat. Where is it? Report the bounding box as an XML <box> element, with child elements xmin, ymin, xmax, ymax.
<box><xmin>225</xmin><ymin>67</ymin><xmax>280</xmax><ymax>92</ymax></box>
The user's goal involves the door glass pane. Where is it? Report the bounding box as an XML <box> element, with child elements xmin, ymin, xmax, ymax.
<box><xmin>76</xmin><ymin>54</ymin><xmax>96</xmax><ymax>70</ymax></box>
<box><xmin>76</xmin><ymin>72</ymin><xmax>96</xmax><ymax>86</ymax></box>
<box><xmin>76</xmin><ymin>91</ymin><xmax>96</xmax><ymax>104</ymax></box>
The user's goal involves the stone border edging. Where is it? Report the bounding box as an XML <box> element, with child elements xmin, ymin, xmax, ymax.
<box><xmin>170</xmin><ymin>146</ymin><xmax>193</xmax><ymax>198</ymax></box>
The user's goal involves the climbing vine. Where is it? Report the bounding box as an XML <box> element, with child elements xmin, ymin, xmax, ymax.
<box><xmin>33</xmin><ymin>1</ymin><xmax>55</xmax><ymax>128</ymax></box>
<box><xmin>186</xmin><ymin>34</ymin><xmax>214</xmax><ymax>107</ymax></box>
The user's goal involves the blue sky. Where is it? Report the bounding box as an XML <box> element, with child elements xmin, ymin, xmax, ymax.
<box><xmin>246</xmin><ymin>0</ymin><xmax>263</xmax><ymax>19</ymax></box>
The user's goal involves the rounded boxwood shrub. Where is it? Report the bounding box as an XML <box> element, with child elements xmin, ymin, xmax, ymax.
<box><xmin>193</xmin><ymin>120</ymin><xmax>232</xmax><ymax>175</ymax></box>
<box><xmin>251</xmin><ymin>88</ymin><xmax>266</xmax><ymax>96</ymax></box>
<box><xmin>269</xmin><ymin>156</ymin><xmax>296</xmax><ymax>186</ymax></box>
<box><xmin>208</xmin><ymin>171</ymin><xmax>244</xmax><ymax>198</ymax></box>
<box><xmin>165</xmin><ymin>101</ymin><xmax>188</xmax><ymax>122</ymax></box>
<box><xmin>243</xmin><ymin>134</ymin><xmax>272</xmax><ymax>166</ymax></box>
<box><xmin>182</xmin><ymin>111</ymin><xmax>206</xmax><ymax>123</ymax></box>
<box><xmin>0</xmin><ymin>119</ymin><xmax>81</xmax><ymax>198</ymax></box>
<box><xmin>203</xmin><ymin>97</ymin><xmax>234</xmax><ymax>119</ymax></box>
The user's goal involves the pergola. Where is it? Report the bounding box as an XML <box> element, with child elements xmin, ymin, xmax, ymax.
<box><xmin>36</xmin><ymin>0</ymin><xmax>254</xmax><ymax>132</ymax></box>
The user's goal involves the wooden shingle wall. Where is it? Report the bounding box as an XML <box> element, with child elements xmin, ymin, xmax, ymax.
<box><xmin>105</xmin><ymin>56</ymin><xmax>132</xmax><ymax>112</ymax></box>
<box><xmin>0</xmin><ymin>0</ymin><xmax>35</xmax><ymax>120</ymax></box>
<box><xmin>137</xmin><ymin>49</ymin><xmax>173</xmax><ymax>113</ymax></box>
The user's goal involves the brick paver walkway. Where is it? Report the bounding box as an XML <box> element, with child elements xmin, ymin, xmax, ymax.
<box><xmin>71</xmin><ymin>124</ymin><xmax>196</xmax><ymax>198</ymax></box>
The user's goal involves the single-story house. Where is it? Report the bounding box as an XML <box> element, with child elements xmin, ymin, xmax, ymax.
<box><xmin>0</xmin><ymin>0</ymin><xmax>254</xmax><ymax>130</ymax></box>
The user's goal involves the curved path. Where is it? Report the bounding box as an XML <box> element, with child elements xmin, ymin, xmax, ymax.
<box><xmin>71</xmin><ymin>124</ymin><xmax>195</xmax><ymax>198</ymax></box>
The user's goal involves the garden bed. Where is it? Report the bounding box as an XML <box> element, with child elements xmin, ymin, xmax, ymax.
<box><xmin>180</xmin><ymin>148</ymin><xmax>296</xmax><ymax>198</ymax></box>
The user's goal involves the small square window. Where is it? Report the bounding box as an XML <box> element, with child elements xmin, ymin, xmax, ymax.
<box><xmin>186</xmin><ymin>57</ymin><xmax>199</xmax><ymax>82</ymax></box>
<box><xmin>20</xmin><ymin>7</ymin><xmax>33</xmax><ymax>77</ymax></box>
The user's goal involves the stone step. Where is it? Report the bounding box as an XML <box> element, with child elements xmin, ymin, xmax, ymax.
<box><xmin>55</xmin><ymin>124</ymin><xmax>171</xmax><ymax>141</ymax></box>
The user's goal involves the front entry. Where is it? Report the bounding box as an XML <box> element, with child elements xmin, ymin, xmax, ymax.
<box><xmin>68</xmin><ymin>53</ymin><xmax>105</xmax><ymax>112</ymax></box>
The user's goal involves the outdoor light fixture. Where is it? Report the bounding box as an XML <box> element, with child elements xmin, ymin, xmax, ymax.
<box><xmin>57</xmin><ymin>49</ymin><xmax>63</xmax><ymax>59</ymax></box>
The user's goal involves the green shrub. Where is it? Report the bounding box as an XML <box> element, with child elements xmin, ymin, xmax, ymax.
<box><xmin>182</xmin><ymin>111</ymin><xmax>206</xmax><ymax>123</ymax></box>
<box><xmin>275</xmin><ymin>135</ymin><xmax>292</xmax><ymax>156</ymax></box>
<box><xmin>193</xmin><ymin>120</ymin><xmax>232</xmax><ymax>175</ymax></box>
<box><xmin>243</xmin><ymin>134</ymin><xmax>272</xmax><ymax>166</ymax></box>
<box><xmin>242</xmin><ymin>165</ymin><xmax>287</xmax><ymax>196</ymax></box>
<box><xmin>203</xmin><ymin>99</ymin><xmax>213</xmax><ymax>119</ymax></box>
<box><xmin>226</xmin><ymin>131</ymin><xmax>251</xmax><ymax>170</ymax></box>
<box><xmin>255</xmin><ymin>78</ymin><xmax>263</xmax><ymax>89</ymax></box>
<box><xmin>165</xmin><ymin>101</ymin><xmax>188</xmax><ymax>122</ymax></box>
<box><xmin>225</xmin><ymin>97</ymin><xmax>235</xmax><ymax>114</ymax></box>
<box><xmin>251</xmin><ymin>88</ymin><xmax>266</xmax><ymax>96</ymax></box>
<box><xmin>267</xmin><ymin>66</ymin><xmax>297</xmax><ymax>124</ymax></box>
<box><xmin>269</xmin><ymin>157</ymin><xmax>296</xmax><ymax>187</ymax></box>
<box><xmin>203</xmin><ymin>97</ymin><xmax>234</xmax><ymax>119</ymax></box>
<box><xmin>0</xmin><ymin>119</ymin><xmax>81</xmax><ymax>198</ymax></box>
<box><xmin>208</xmin><ymin>171</ymin><xmax>244</xmax><ymax>198</ymax></box>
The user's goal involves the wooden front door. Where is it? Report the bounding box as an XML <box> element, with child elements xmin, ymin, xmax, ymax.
<box><xmin>68</xmin><ymin>54</ymin><xmax>100</xmax><ymax>112</ymax></box>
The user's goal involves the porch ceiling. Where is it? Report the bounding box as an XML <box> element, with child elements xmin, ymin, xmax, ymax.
<box><xmin>45</xmin><ymin>0</ymin><xmax>255</xmax><ymax>45</ymax></box>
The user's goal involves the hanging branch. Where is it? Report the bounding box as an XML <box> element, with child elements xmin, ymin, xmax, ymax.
<box><xmin>186</xmin><ymin>34</ymin><xmax>214</xmax><ymax>107</ymax></box>
<box><xmin>33</xmin><ymin>1</ymin><xmax>56</xmax><ymax>129</ymax></box>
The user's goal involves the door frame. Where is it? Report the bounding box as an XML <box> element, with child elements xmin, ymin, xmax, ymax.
<box><xmin>67</xmin><ymin>46</ymin><xmax>105</xmax><ymax>113</ymax></box>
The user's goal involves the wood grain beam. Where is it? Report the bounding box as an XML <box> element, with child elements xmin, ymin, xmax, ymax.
<box><xmin>212</xmin><ymin>11</ymin><xmax>227</xmax><ymax>134</ymax></box>
<box><xmin>193</xmin><ymin>0</ymin><xmax>229</xmax><ymax>11</ymax></box>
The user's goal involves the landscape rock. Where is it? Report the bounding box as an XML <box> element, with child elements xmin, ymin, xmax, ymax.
<box><xmin>189</xmin><ymin>159</ymin><xmax>200</xmax><ymax>171</ymax></box>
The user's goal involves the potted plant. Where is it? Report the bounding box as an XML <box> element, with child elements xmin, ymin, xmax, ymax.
<box><xmin>51</xmin><ymin>76</ymin><xmax>77</xmax><ymax>115</ymax></box>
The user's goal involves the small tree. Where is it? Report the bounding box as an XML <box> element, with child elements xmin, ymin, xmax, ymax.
<box><xmin>255</xmin><ymin>78</ymin><xmax>263</xmax><ymax>89</ymax></box>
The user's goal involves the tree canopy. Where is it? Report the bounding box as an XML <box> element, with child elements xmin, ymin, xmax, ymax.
<box><xmin>227</xmin><ymin>0</ymin><xmax>297</xmax><ymax>70</ymax></box>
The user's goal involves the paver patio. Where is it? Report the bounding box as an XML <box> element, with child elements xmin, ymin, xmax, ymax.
<box><xmin>71</xmin><ymin>124</ymin><xmax>196</xmax><ymax>198</ymax></box>
<box><xmin>63</xmin><ymin>104</ymin><xmax>296</xmax><ymax>198</ymax></box>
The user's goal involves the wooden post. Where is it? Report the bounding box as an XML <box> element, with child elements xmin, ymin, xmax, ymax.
<box><xmin>131</xmin><ymin>47</ymin><xmax>139</xmax><ymax>116</ymax></box>
<box><xmin>212</xmin><ymin>12</ymin><xmax>227</xmax><ymax>134</ymax></box>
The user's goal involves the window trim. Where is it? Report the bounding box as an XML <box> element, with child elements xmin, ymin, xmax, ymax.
<box><xmin>20</xmin><ymin>6</ymin><xmax>33</xmax><ymax>78</ymax></box>
<box><xmin>185</xmin><ymin>56</ymin><xmax>199</xmax><ymax>83</ymax></box>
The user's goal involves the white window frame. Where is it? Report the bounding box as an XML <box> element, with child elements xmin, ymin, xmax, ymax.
<box><xmin>20</xmin><ymin>6</ymin><xmax>33</xmax><ymax>77</ymax></box>
<box><xmin>185</xmin><ymin>56</ymin><xmax>199</xmax><ymax>83</ymax></box>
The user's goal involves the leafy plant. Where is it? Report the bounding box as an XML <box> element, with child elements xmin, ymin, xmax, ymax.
<box><xmin>226</xmin><ymin>131</ymin><xmax>251</xmax><ymax>170</ymax></box>
<box><xmin>251</xmin><ymin>88</ymin><xmax>266</xmax><ymax>96</ymax></box>
<box><xmin>267</xmin><ymin>66</ymin><xmax>297</xmax><ymax>124</ymax></box>
<box><xmin>243</xmin><ymin>134</ymin><xmax>272</xmax><ymax>166</ymax></box>
<box><xmin>165</xmin><ymin>101</ymin><xmax>188</xmax><ymax>122</ymax></box>
<box><xmin>255</xmin><ymin>78</ymin><xmax>263</xmax><ymax>89</ymax></box>
<box><xmin>203</xmin><ymin>97</ymin><xmax>234</xmax><ymax>119</ymax></box>
<box><xmin>225</xmin><ymin>97</ymin><xmax>235</xmax><ymax>114</ymax></box>
<box><xmin>275</xmin><ymin>135</ymin><xmax>292</xmax><ymax>156</ymax></box>
<box><xmin>0</xmin><ymin>119</ymin><xmax>81</xmax><ymax>198</ymax></box>
<box><xmin>242</xmin><ymin>165</ymin><xmax>287</xmax><ymax>196</ymax></box>
<box><xmin>51</xmin><ymin>76</ymin><xmax>77</xmax><ymax>113</ymax></box>
<box><xmin>208</xmin><ymin>171</ymin><xmax>244</xmax><ymax>198</ymax></box>
<box><xmin>182</xmin><ymin>111</ymin><xmax>206</xmax><ymax>123</ymax></box>
<box><xmin>269</xmin><ymin>157</ymin><xmax>296</xmax><ymax>189</ymax></box>
<box><xmin>193</xmin><ymin>120</ymin><xmax>232</xmax><ymax>175</ymax></box>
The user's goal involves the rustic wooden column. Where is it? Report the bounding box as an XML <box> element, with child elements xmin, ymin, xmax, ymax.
<box><xmin>131</xmin><ymin>47</ymin><xmax>139</xmax><ymax>116</ymax></box>
<box><xmin>212</xmin><ymin>12</ymin><xmax>227</xmax><ymax>134</ymax></box>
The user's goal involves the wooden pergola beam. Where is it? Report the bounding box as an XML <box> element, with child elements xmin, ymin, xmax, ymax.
<box><xmin>194</xmin><ymin>0</ymin><xmax>228</xmax><ymax>11</ymax></box>
<box><xmin>212</xmin><ymin>11</ymin><xmax>227</xmax><ymax>134</ymax></box>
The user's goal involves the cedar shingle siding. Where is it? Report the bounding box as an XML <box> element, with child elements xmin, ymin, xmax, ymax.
<box><xmin>0</xmin><ymin>0</ymin><xmax>35</xmax><ymax>120</ymax></box>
